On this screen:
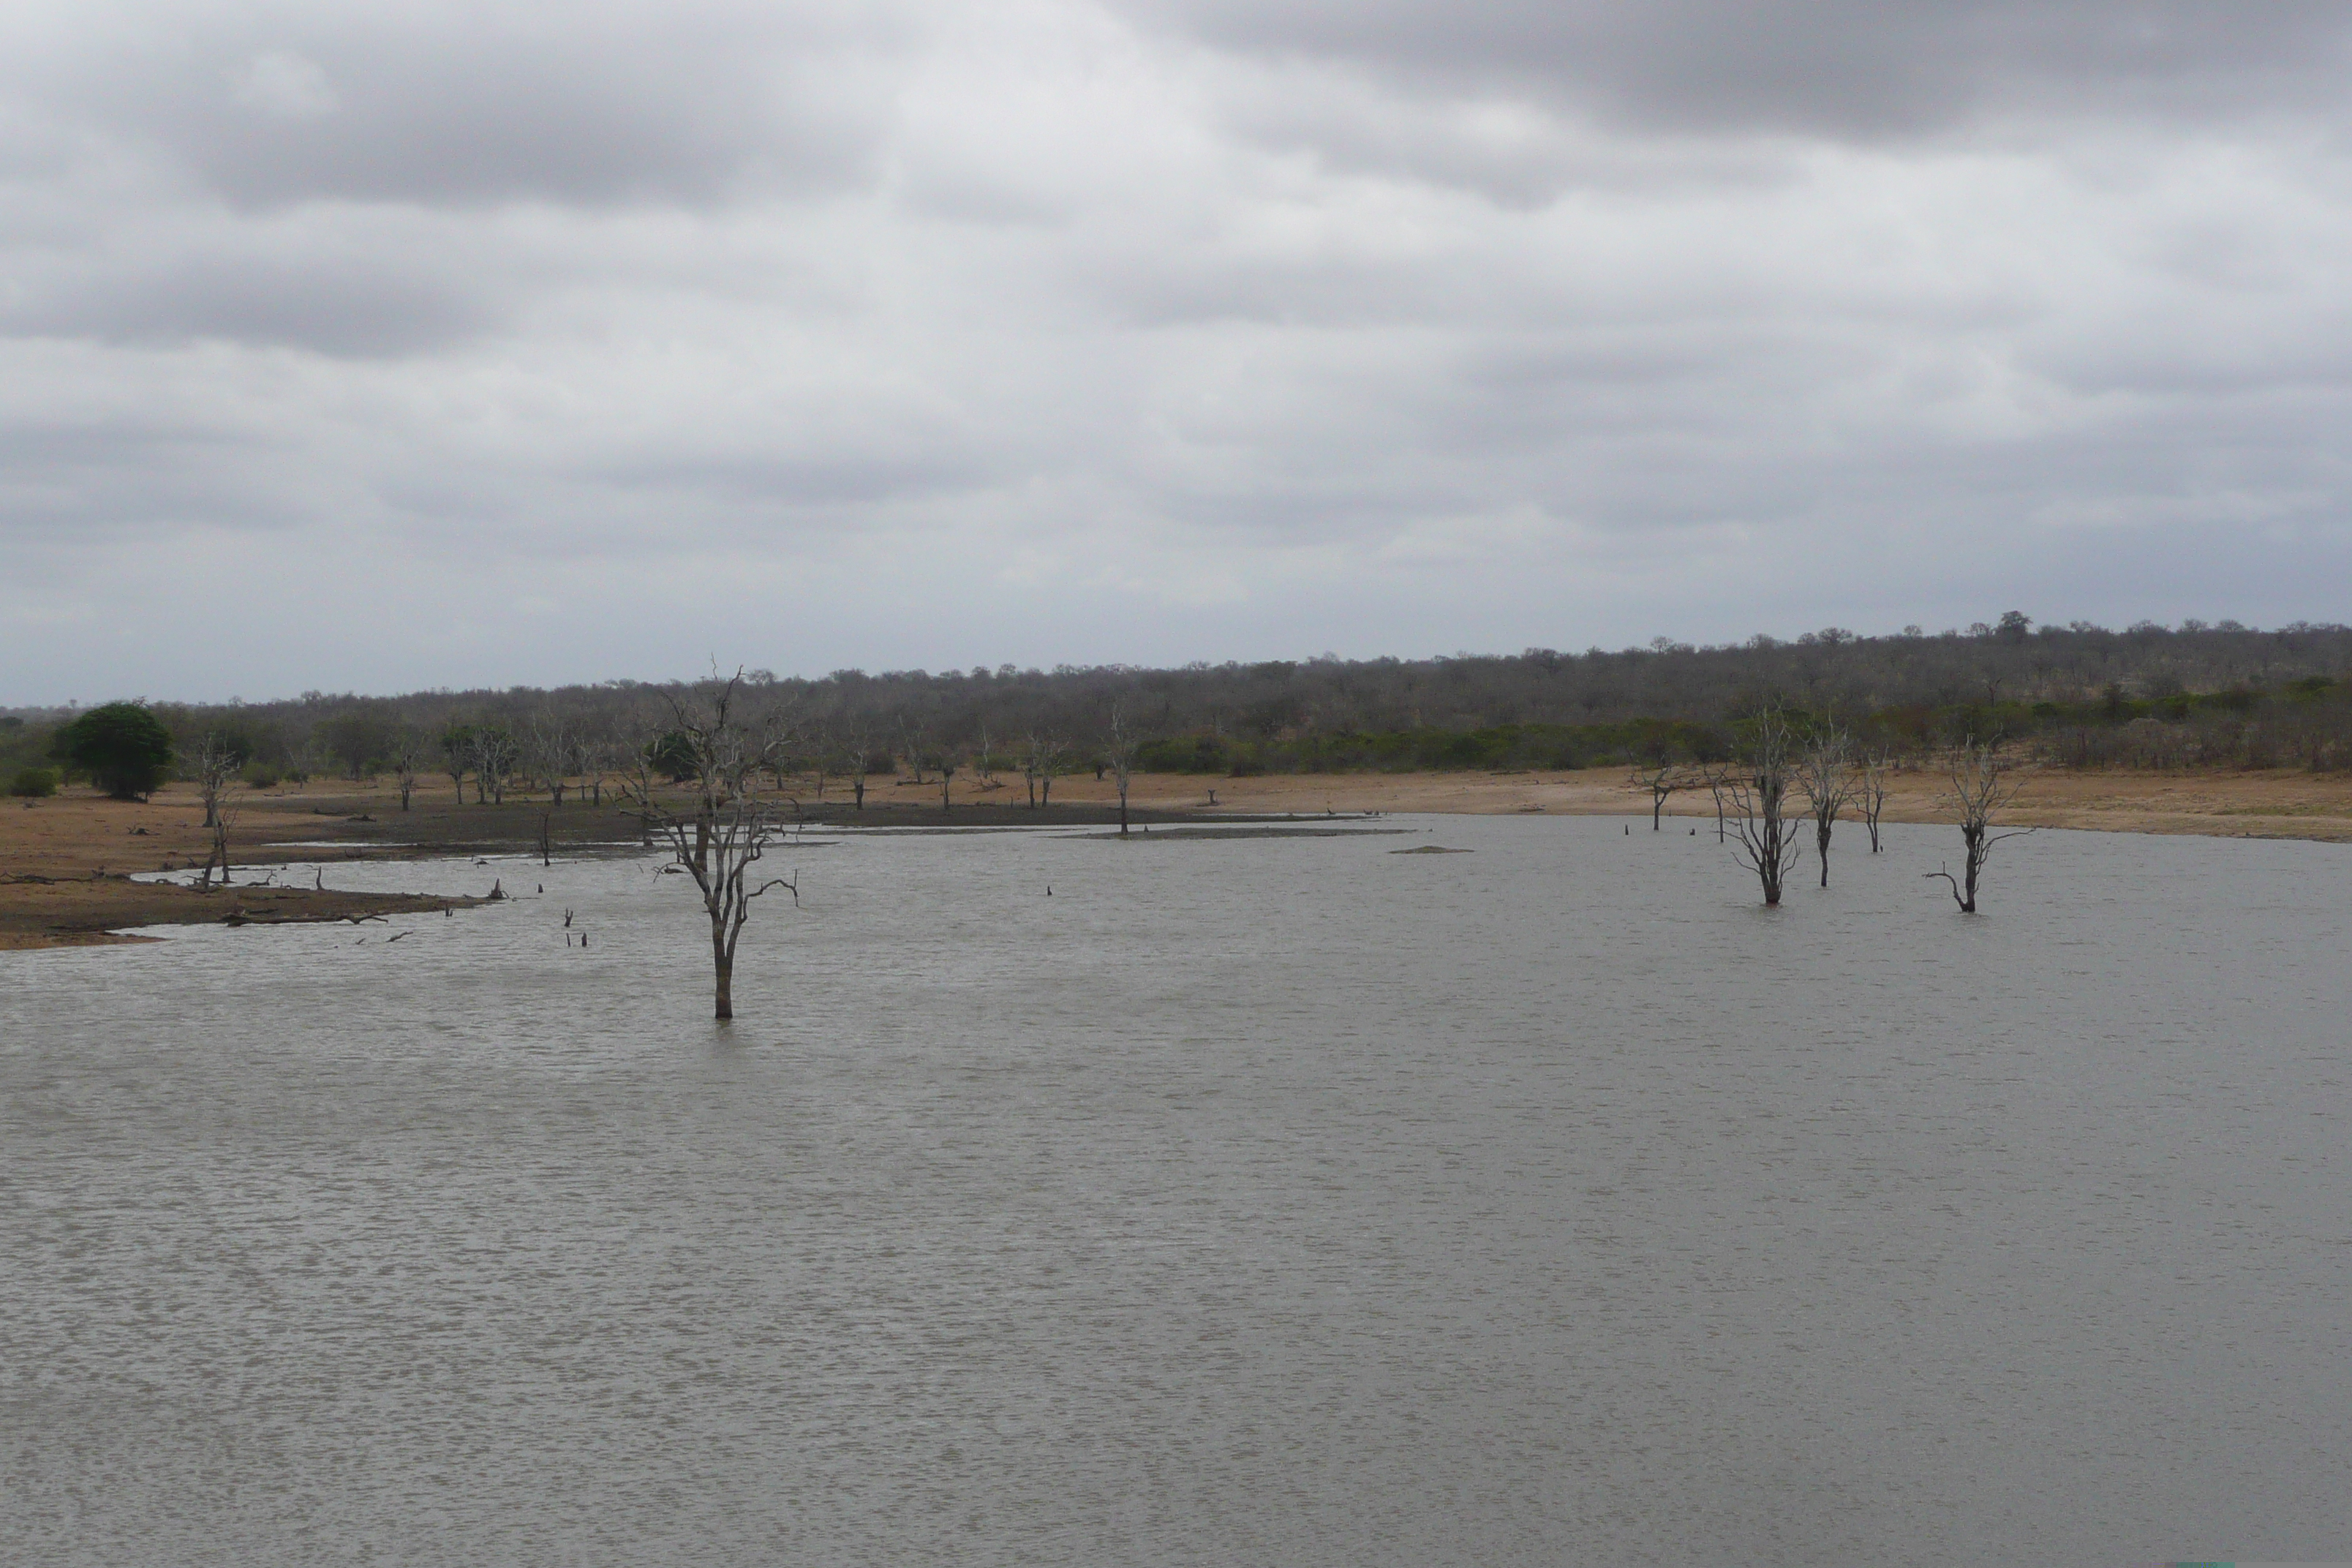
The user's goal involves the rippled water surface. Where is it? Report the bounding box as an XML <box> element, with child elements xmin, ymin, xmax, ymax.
<box><xmin>6</xmin><ymin>815</ymin><xmax>2351</xmax><ymax>1564</ymax></box>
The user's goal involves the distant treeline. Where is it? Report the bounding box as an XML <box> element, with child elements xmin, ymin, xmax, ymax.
<box><xmin>7</xmin><ymin>615</ymin><xmax>2352</xmax><ymax>789</ymax></box>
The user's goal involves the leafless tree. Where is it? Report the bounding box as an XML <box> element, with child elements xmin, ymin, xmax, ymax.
<box><xmin>845</xmin><ymin>727</ymin><xmax>874</xmax><ymax>810</ymax></box>
<box><xmin>1022</xmin><ymin>731</ymin><xmax>1069</xmax><ymax>807</ymax></box>
<box><xmin>618</xmin><ymin>672</ymin><xmax>799</xmax><ymax>1020</ymax></box>
<box><xmin>523</xmin><ymin>713</ymin><xmax>571</xmax><ymax>807</ymax></box>
<box><xmin>187</xmin><ymin>734</ymin><xmax>242</xmax><ymax>888</ymax></box>
<box><xmin>573</xmin><ymin>736</ymin><xmax>611</xmax><ymax>807</ymax></box>
<box><xmin>389</xmin><ymin>732</ymin><xmax>423</xmax><ymax>812</ymax></box>
<box><xmin>1712</xmin><ymin>708</ymin><xmax>1804</xmax><ymax>905</ymax></box>
<box><xmin>1925</xmin><ymin>739</ymin><xmax>2032</xmax><ymax>913</ymax></box>
<box><xmin>1858</xmin><ymin>747</ymin><xmax>1891</xmax><ymax>852</ymax></box>
<box><xmin>1795</xmin><ymin>727</ymin><xmax>1856</xmax><ymax>887</ymax></box>
<box><xmin>468</xmin><ymin>726</ymin><xmax>516</xmax><ymax>804</ymax></box>
<box><xmin>1106</xmin><ymin>705</ymin><xmax>1139</xmax><ymax>836</ymax></box>
<box><xmin>440</xmin><ymin>726</ymin><xmax>470</xmax><ymax>803</ymax></box>
<box><xmin>897</xmin><ymin>718</ymin><xmax>930</xmax><ymax>785</ymax></box>
<box><xmin>188</xmin><ymin>733</ymin><xmax>240</xmax><ymax>829</ymax></box>
<box><xmin>1631</xmin><ymin>762</ymin><xmax>1692</xmax><ymax>830</ymax></box>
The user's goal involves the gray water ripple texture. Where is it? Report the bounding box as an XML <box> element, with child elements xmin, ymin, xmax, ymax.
<box><xmin>5</xmin><ymin>815</ymin><xmax>2351</xmax><ymax>1564</ymax></box>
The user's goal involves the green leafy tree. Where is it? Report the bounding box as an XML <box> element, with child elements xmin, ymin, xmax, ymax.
<box><xmin>647</xmin><ymin>729</ymin><xmax>699</xmax><ymax>783</ymax></box>
<box><xmin>52</xmin><ymin>701</ymin><xmax>175</xmax><ymax>799</ymax></box>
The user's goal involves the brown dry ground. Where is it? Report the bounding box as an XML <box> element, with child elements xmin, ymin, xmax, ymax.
<box><xmin>7</xmin><ymin>763</ymin><xmax>2348</xmax><ymax>949</ymax></box>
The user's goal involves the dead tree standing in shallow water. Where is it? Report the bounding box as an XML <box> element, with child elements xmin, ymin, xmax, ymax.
<box><xmin>1632</xmin><ymin>763</ymin><xmax>1691</xmax><ymax>831</ymax></box>
<box><xmin>1712</xmin><ymin>708</ymin><xmax>1803</xmax><ymax>906</ymax></box>
<box><xmin>1858</xmin><ymin>747</ymin><xmax>1891</xmax><ymax>852</ymax></box>
<box><xmin>1106</xmin><ymin>706</ymin><xmax>1139</xmax><ymax>837</ymax></box>
<box><xmin>619</xmin><ymin>673</ymin><xmax>800</xmax><ymax>1020</ymax></box>
<box><xmin>1926</xmin><ymin>739</ymin><xmax>2031</xmax><ymax>913</ymax></box>
<box><xmin>1796</xmin><ymin>728</ymin><xmax>1856</xmax><ymax>888</ymax></box>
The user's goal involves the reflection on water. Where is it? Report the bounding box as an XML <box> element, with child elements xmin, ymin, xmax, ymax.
<box><xmin>7</xmin><ymin>817</ymin><xmax>2351</xmax><ymax>1564</ymax></box>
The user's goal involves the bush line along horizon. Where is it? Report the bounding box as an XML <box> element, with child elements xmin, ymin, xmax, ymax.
<box><xmin>7</xmin><ymin>615</ymin><xmax>2351</xmax><ymax>796</ymax></box>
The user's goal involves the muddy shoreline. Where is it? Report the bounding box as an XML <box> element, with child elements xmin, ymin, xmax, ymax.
<box><xmin>6</xmin><ymin>764</ymin><xmax>2348</xmax><ymax>949</ymax></box>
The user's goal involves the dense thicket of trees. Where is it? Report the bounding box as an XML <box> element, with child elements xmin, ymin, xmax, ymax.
<box><xmin>5</xmin><ymin>616</ymin><xmax>2349</xmax><ymax>790</ymax></box>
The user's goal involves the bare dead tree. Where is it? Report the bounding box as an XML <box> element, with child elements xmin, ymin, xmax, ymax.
<box><xmin>1696</xmin><ymin>761</ymin><xmax>1728</xmax><ymax>842</ymax></box>
<box><xmin>1858</xmin><ymin>747</ymin><xmax>1891</xmax><ymax>852</ymax></box>
<box><xmin>1106</xmin><ymin>705</ymin><xmax>1139</xmax><ymax>836</ymax></box>
<box><xmin>189</xmin><ymin>733</ymin><xmax>240</xmax><ymax>829</ymax></box>
<box><xmin>897</xmin><ymin>719</ymin><xmax>929</xmax><ymax>785</ymax></box>
<box><xmin>188</xmin><ymin>734</ymin><xmax>242</xmax><ymax>888</ymax></box>
<box><xmin>1795</xmin><ymin>726</ymin><xmax>1856</xmax><ymax>888</ymax></box>
<box><xmin>1713</xmin><ymin>708</ymin><xmax>1803</xmax><ymax>905</ymax></box>
<box><xmin>802</xmin><ymin>723</ymin><xmax>834</xmax><ymax>800</ymax></box>
<box><xmin>467</xmin><ymin>726</ymin><xmax>515</xmax><ymax>804</ymax></box>
<box><xmin>1631</xmin><ymin>763</ymin><xmax>1691</xmax><ymax>830</ymax></box>
<box><xmin>938</xmin><ymin>746</ymin><xmax>957</xmax><ymax>812</ymax></box>
<box><xmin>389</xmin><ymin>732</ymin><xmax>422</xmax><ymax>812</ymax></box>
<box><xmin>200</xmin><ymin>796</ymin><xmax>240</xmax><ymax>889</ymax></box>
<box><xmin>1029</xmin><ymin>734</ymin><xmax>1069</xmax><ymax>807</ymax></box>
<box><xmin>845</xmin><ymin>727</ymin><xmax>873</xmax><ymax>810</ymax></box>
<box><xmin>524</xmin><ymin>712</ymin><xmax>570</xmax><ymax>807</ymax></box>
<box><xmin>617</xmin><ymin>672</ymin><xmax>799</xmax><ymax>1020</ymax></box>
<box><xmin>1925</xmin><ymin>739</ymin><xmax>2032</xmax><ymax>913</ymax></box>
<box><xmin>440</xmin><ymin>725</ymin><xmax>470</xmax><ymax>803</ymax></box>
<box><xmin>574</xmin><ymin>736</ymin><xmax>610</xmax><ymax>808</ymax></box>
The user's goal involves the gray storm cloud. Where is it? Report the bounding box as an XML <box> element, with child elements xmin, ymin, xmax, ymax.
<box><xmin>1</xmin><ymin>0</ymin><xmax>2347</xmax><ymax>702</ymax></box>
<box><xmin>1127</xmin><ymin>1</ymin><xmax>2352</xmax><ymax>135</ymax></box>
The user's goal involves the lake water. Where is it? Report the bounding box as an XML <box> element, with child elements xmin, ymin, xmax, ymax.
<box><xmin>5</xmin><ymin>815</ymin><xmax>2351</xmax><ymax>1564</ymax></box>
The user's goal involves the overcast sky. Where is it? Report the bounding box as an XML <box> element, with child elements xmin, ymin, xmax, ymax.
<box><xmin>6</xmin><ymin>1</ymin><xmax>2351</xmax><ymax>703</ymax></box>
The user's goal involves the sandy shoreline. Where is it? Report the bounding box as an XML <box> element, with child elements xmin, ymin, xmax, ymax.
<box><xmin>5</xmin><ymin>764</ymin><xmax>2348</xmax><ymax>948</ymax></box>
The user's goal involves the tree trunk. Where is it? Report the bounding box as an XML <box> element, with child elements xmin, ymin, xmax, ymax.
<box><xmin>1817</xmin><ymin>818</ymin><xmax>1832</xmax><ymax>886</ymax></box>
<box><xmin>712</xmin><ymin>932</ymin><xmax>734</xmax><ymax>1019</ymax></box>
<box><xmin>853</xmin><ymin>776</ymin><xmax>865</xmax><ymax>810</ymax></box>
<box><xmin>1117</xmin><ymin>783</ymin><xmax>1129</xmax><ymax>836</ymax></box>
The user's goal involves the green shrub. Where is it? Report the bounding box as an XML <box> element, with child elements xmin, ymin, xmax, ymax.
<box><xmin>9</xmin><ymin>766</ymin><xmax>58</xmax><ymax>797</ymax></box>
<box><xmin>50</xmin><ymin>701</ymin><xmax>173</xmax><ymax>799</ymax></box>
<box><xmin>242</xmin><ymin>763</ymin><xmax>282</xmax><ymax>789</ymax></box>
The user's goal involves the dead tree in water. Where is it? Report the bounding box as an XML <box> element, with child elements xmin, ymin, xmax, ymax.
<box><xmin>1632</xmin><ymin>763</ymin><xmax>1692</xmax><ymax>831</ymax></box>
<box><xmin>1796</xmin><ymin>728</ymin><xmax>1855</xmax><ymax>888</ymax></box>
<box><xmin>1925</xmin><ymin>739</ymin><xmax>2030</xmax><ymax>913</ymax></box>
<box><xmin>1105</xmin><ymin>706</ymin><xmax>1139</xmax><ymax>837</ymax></box>
<box><xmin>1858</xmin><ymin>747</ymin><xmax>1891</xmax><ymax>852</ymax></box>
<box><xmin>619</xmin><ymin>672</ymin><xmax>799</xmax><ymax>1020</ymax></box>
<box><xmin>1712</xmin><ymin>708</ymin><xmax>1803</xmax><ymax>906</ymax></box>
